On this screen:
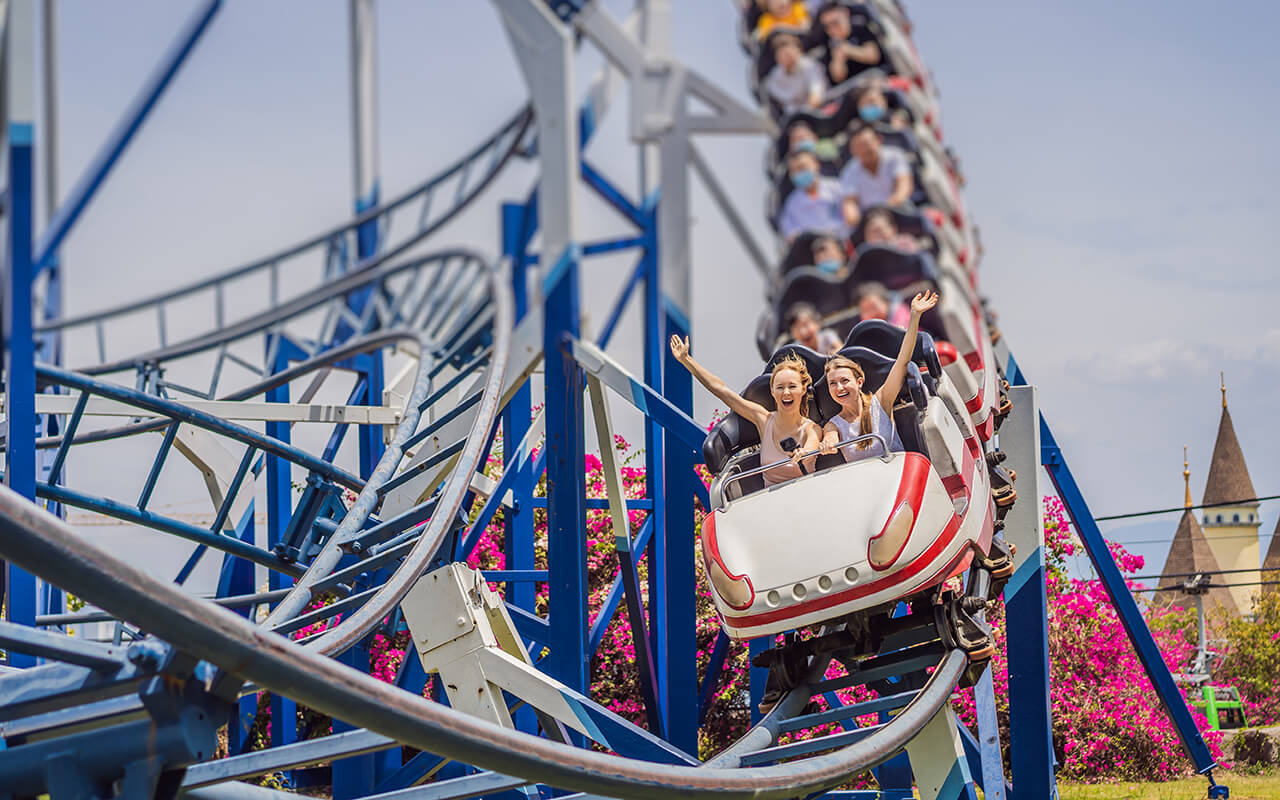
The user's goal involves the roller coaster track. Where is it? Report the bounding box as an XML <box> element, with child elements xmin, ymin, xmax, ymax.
<box><xmin>38</xmin><ymin>106</ymin><xmax>532</xmax><ymax>378</ymax></box>
<box><xmin>0</xmin><ymin>3</ymin><xmax>1014</xmax><ymax>799</ymax></box>
<box><xmin>0</xmin><ymin>478</ymin><xmax>977</xmax><ymax>798</ymax></box>
<box><xmin>7</xmin><ymin>245</ymin><xmax>513</xmax><ymax>650</ymax></box>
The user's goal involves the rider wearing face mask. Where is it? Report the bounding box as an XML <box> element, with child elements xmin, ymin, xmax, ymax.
<box><xmin>810</xmin><ymin>235</ymin><xmax>848</xmax><ymax>277</ymax></box>
<box><xmin>787</xmin><ymin>120</ymin><xmax>840</xmax><ymax>162</ymax></box>
<box><xmin>854</xmin><ymin>85</ymin><xmax>911</xmax><ymax>130</ymax></box>
<box><xmin>779</xmin><ymin>150</ymin><xmax>849</xmax><ymax>242</ymax></box>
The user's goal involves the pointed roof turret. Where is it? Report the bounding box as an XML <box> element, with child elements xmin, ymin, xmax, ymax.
<box><xmin>1263</xmin><ymin>517</ymin><xmax>1280</xmax><ymax>593</ymax></box>
<box><xmin>1158</xmin><ymin>510</ymin><xmax>1239</xmax><ymax>614</ymax></box>
<box><xmin>1183</xmin><ymin>445</ymin><xmax>1192</xmax><ymax>508</ymax></box>
<box><xmin>1203</xmin><ymin>377</ymin><xmax>1256</xmax><ymax>506</ymax></box>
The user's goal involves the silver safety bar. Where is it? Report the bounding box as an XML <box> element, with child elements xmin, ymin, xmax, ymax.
<box><xmin>718</xmin><ymin>433</ymin><xmax>893</xmax><ymax>498</ymax></box>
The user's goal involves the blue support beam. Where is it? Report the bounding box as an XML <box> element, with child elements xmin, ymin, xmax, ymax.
<box><xmin>543</xmin><ymin>244</ymin><xmax>590</xmax><ymax>696</ymax></box>
<box><xmin>4</xmin><ymin>121</ymin><xmax>37</xmax><ymax>665</ymax></box>
<box><xmin>1041</xmin><ymin>418</ymin><xmax>1219</xmax><ymax>778</ymax></box>
<box><xmin>32</xmin><ymin>0</ymin><xmax>222</xmax><ymax>275</ymax></box>
<box><xmin>503</xmin><ymin>202</ymin><xmax>541</xmax><ymax>740</ymax></box>
<box><xmin>659</xmin><ymin>293</ymin><xmax>698</xmax><ymax>754</ymax></box>
<box><xmin>998</xmin><ymin>384</ymin><xmax>1056</xmax><ymax>800</ymax></box>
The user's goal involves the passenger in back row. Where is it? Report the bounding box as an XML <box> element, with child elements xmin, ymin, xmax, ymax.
<box><xmin>816</xmin><ymin>3</ymin><xmax>882</xmax><ymax>85</ymax></box>
<box><xmin>840</xmin><ymin>122</ymin><xmax>914</xmax><ymax>229</ymax></box>
<box><xmin>764</xmin><ymin>34</ymin><xmax>828</xmax><ymax>115</ymax></box>
<box><xmin>785</xmin><ymin>302</ymin><xmax>842</xmax><ymax>354</ymax></box>
<box><xmin>669</xmin><ymin>336</ymin><xmax>822</xmax><ymax>486</ymax></box>
<box><xmin>856</xmin><ymin>281</ymin><xmax>911</xmax><ymax>328</ymax></box>
<box><xmin>753</xmin><ymin>0</ymin><xmax>810</xmax><ymax>40</ymax></box>
<box><xmin>779</xmin><ymin>150</ymin><xmax>847</xmax><ymax>241</ymax></box>
<box><xmin>861</xmin><ymin>206</ymin><xmax>920</xmax><ymax>253</ymax></box>
<box><xmin>787</xmin><ymin>119</ymin><xmax>839</xmax><ymax>162</ymax></box>
<box><xmin>819</xmin><ymin>290</ymin><xmax>938</xmax><ymax>462</ymax></box>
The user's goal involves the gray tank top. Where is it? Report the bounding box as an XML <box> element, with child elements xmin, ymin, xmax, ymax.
<box><xmin>829</xmin><ymin>396</ymin><xmax>903</xmax><ymax>464</ymax></box>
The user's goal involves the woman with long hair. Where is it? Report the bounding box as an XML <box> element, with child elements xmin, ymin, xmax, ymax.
<box><xmin>669</xmin><ymin>338</ymin><xmax>821</xmax><ymax>486</ymax></box>
<box><xmin>819</xmin><ymin>290</ymin><xmax>937</xmax><ymax>461</ymax></box>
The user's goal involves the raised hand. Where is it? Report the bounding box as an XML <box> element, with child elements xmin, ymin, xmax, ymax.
<box><xmin>910</xmin><ymin>290</ymin><xmax>939</xmax><ymax>315</ymax></box>
<box><xmin>669</xmin><ymin>334</ymin><xmax>691</xmax><ymax>364</ymax></box>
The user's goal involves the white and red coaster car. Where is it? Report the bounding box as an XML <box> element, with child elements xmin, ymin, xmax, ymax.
<box><xmin>700</xmin><ymin>343</ymin><xmax>996</xmax><ymax>641</ymax></box>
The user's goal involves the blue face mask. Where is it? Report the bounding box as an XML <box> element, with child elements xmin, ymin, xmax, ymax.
<box><xmin>858</xmin><ymin>105</ymin><xmax>886</xmax><ymax>122</ymax></box>
<box><xmin>792</xmin><ymin>169</ymin><xmax>816</xmax><ymax>189</ymax></box>
<box><xmin>792</xmin><ymin>139</ymin><xmax>817</xmax><ymax>154</ymax></box>
<box><xmin>816</xmin><ymin>258</ymin><xmax>842</xmax><ymax>274</ymax></box>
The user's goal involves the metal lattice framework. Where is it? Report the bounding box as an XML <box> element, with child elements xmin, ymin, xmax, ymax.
<box><xmin>0</xmin><ymin>1</ymin><xmax>1229</xmax><ymax>799</ymax></box>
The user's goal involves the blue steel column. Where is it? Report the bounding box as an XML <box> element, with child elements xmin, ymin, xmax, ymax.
<box><xmin>495</xmin><ymin>0</ymin><xmax>587</xmax><ymax>695</ymax></box>
<box><xmin>4</xmin><ymin>0</ymin><xmax>38</xmax><ymax>666</ymax></box>
<box><xmin>264</xmin><ymin>345</ymin><xmax>298</xmax><ymax>762</ymax></box>
<box><xmin>654</xmin><ymin>107</ymin><xmax>698</xmax><ymax>753</ymax></box>
<box><xmin>999</xmin><ymin>385</ymin><xmax>1058</xmax><ymax>799</ymax></box>
<box><xmin>1041</xmin><ymin>417</ymin><xmax>1219</xmax><ymax>780</ymax></box>
<box><xmin>501</xmin><ymin>202</ymin><xmax>539</xmax><ymax>736</ymax></box>
<box><xmin>641</xmin><ymin>207</ymin><xmax>666</xmax><ymax>679</ymax></box>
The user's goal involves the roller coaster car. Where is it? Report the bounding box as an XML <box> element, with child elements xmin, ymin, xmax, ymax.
<box><xmin>700</xmin><ymin>342</ymin><xmax>996</xmax><ymax>641</ymax></box>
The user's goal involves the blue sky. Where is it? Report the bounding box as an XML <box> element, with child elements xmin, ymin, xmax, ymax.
<box><xmin>31</xmin><ymin>1</ymin><xmax>1280</xmax><ymax>587</ymax></box>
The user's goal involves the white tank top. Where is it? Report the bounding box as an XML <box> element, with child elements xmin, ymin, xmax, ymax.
<box><xmin>830</xmin><ymin>396</ymin><xmax>903</xmax><ymax>464</ymax></box>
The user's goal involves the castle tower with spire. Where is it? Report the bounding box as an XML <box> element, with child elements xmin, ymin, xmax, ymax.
<box><xmin>1158</xmin><ymin>447</ymin><xmax>1238</xmax><ymax>615</ymax></box>
<box><xmin>1264</xmin><ymin>518</ymin><xmax>1280</xmax><ymax>596</ymax></box>
<box><xmin>1198</xmin><ymin>376</ymin><xmax>1261</xmax><ymax>613</ymax></box>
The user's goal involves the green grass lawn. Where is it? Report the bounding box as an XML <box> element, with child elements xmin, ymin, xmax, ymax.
<box><xmin>1057</xmin><ymin>770</ymin><xmax>1280</xmax><ymax>800</ymax></box>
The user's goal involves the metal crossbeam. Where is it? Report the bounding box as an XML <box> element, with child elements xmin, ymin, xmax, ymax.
<box><xmin>6</xmin><ymin>393</ymin><xmax>404</xmax><ymax>424</ymax></box>
<box><xmin>181</xmin><ymin>729</ymin><xmax>397</xmax><ymax>788</ymax></box>
<box><xmin>566</xmin><ymin>336</ymin><xmax>705</xmax><ymax>453</ymax></box>
<box><xmin>0</xmin><ymin>620</ymin><xmax>125</xmax><ymax>670</ymax></box>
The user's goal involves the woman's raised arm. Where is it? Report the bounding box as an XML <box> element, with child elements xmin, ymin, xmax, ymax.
<box><xmin>670</xmin><ymin>335</ymin><xmax>770</xmax><ymax>429</ymax></box>
<box><xmin>876</xmin><ymin>290</ymin><xmax>938</xmax><ymax>411</ymax></box>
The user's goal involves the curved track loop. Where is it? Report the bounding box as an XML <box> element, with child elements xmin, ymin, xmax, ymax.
<box><xmin>39</xmin><ymin>107</ymin><xmax>531</xmax><ymax>376</ymax></box>
<box><xmin>23</xmin><ymin>252</ymin><xmax>512</xmax><ymax>661</ymax></box>
<box><xmin>263</xmin><ymin>256</ymin><xmax>512</xmax><ymax>655</ymax></box>
<box><xmin>0</xmin><ymin>481</ymin><xmax>965</xmax><ymax>799</ymax></box>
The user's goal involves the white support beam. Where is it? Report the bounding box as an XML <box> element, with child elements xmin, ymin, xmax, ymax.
<box><xmin>171</xmin><ymin>424</ymin><xmax>255</xmax><ymax>534</ymax></box>
<box><xmin>5</xmin><ymin>0</ymin><xmax>35</xmax><ymax>123</ymax></box>
<box><xmin>494</xmin><ymin>0</ymin><xmax>578</xmax><ymax>282</ymax></box>
<box><xmin>657</xmin><ymin>94</ymin><xmax>691</xmax><ymax>320</ymax></box>
<box><xmin>585</xmin><ymin>375</ymin><xmax>630</xmax><ymax>551</ymax></box>
<box><xmin>688</xmin><ymin>140</ymin><xmax>773</xmax><ymax>280</ymax></box>
<box><xmin>904</xmin><ymin>704</ymin><xmax>979</xmax><ymax>800</ymax></box>
<box><xmin>347</xmin><ymin>0</ymin><xmax>378</xmax><ymax>211</ymax></box>
<box><xmin>574</xmin><ymin>2</ymin><xmax>645</xmax><ymax>79</ymax></box>
<box><xmin>683</xmin><ymin>69</ymin><xmax>776</xmax><ymax>136</ymax></box>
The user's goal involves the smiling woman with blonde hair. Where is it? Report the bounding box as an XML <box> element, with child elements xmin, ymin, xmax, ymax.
<box><xmin>819</xmin><ymin>290</ymin><xmax>937</xmax><ymax>461</ymax></box>
<box><xmin>669</xmin><ymin>337</ymin><xmax>821</xmax><ymax>486</ymax></box>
